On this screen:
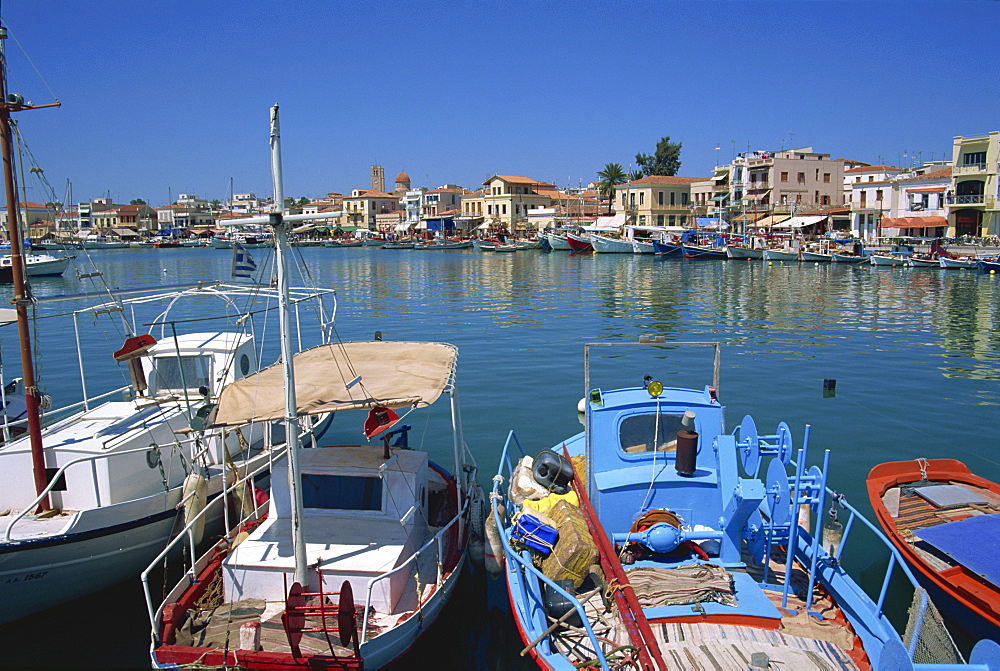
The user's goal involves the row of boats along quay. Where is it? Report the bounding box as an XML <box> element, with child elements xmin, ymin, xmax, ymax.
<box><xmin>1</xmin><ymin>42</ymin><xmax>1000</xmax><ymax>671</ymax></box>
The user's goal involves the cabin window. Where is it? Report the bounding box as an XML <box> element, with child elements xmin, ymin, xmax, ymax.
<box><xmin>150</xmin><ymin>355</ymin><xmax>211</xmax><ymax>394</ymax></box>
<box><xmin>301</xmin><ymin>474</ymin><xmax>383</xmax><ymax>511</ymax></box>
<box><xmin>619</xmin><ymin>412</ymin><xmax>688</xmax><ymax>453</ymax></box>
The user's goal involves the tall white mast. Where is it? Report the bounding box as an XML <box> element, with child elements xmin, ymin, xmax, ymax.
<box><xmin>269</xmin><ymin>104</ymin><xmax>308</xmax><ymax>587</ymax></box>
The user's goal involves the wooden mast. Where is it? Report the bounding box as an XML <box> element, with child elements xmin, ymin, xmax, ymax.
<box><xmin>0</xmin><ymin>24</ymin><xmax>60</xmax><ymax>511</ymax></box>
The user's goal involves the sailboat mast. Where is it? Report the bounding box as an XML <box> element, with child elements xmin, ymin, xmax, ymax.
<box><xmin>269</xmin><ymin>104</ymin><xmax>308</xmax><ymax>587</ymax></box>
<box><xmin>0</xmin><ymin>25</ymin><xmax>51</xmax><ymax>511</ymax></box>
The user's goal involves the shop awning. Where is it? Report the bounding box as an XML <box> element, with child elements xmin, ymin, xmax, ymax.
<box><xmin>113</xmin><ymin>228</ymin><xmax>140</xmax><ymax>237</ymax></box>
<box><xmin>733</xmin><ymin>212</ymin><xmax>767</xmax><ymax>223</ymax></box>
<box><xmin>906</xmin><ymin>187</ymin><xmax>946</xmax><ymax>193</ymax></box>
<box><xmin>882</xmin><ymin>216</ymin><xmax>948</xmax><ymax>229</ymax></box>
<box><xmin>774</xmin><ymin>215</ymin><xmax>826</xmax><ymax>229</ymax></box>
<box><xmin>710</xmin><ymin>193</ymin><xmax>728</xmax><ymax>202</ymax></box>
<box><xmin>756</xmin><ymin>214</ymin><xmax>790</xmax><ymax>228</ymax></box>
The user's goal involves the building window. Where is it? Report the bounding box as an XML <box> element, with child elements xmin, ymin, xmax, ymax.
<box><xmin>821</xmin><ymin>195</ymin><xmax>830</xmax><ymax>206</ymax></box>
<box><xmin>669</xmin><ymin>192</ymin><xmax>676</xmax><ymax>205</ymax></box>
<box><xmin>639</xmin><ymin>192</ymin><xmax>644</xmax><ymax>205</ymax></box>
<box><xmin>657</xmin><ymin>191</ymin><xmax>664</xmax><ymax>205</ymax></box>
<box><xmin>964</xmin><ymin>151</ymin><xmax>986</xmax><ymax>167</ymax></box>
<box><xmin>681</xmin><ymin>192</ymin><xmax>688</xmax><ymax>206</ymax></box>
<box><xmin>668</xmin><ymin>215</ymin><xmax>675</xmax><ymax>226</ymax></box>
<box><xmin>781</xmin><ymin>172</ymin><xmax>789</xmax><ymax>182</ymax></box>
<box><xmin>823</xmin><ymin>173</ymin><xmax>831</xmax><ymax>183</ymax></box>
<box><xmin>630</xmin><ymin>193</ymin><xmax>635</xmax><ymax>206</ymax></box>
<box><xmin>797</xmin><ymin>172</ymin><xmax>805</xmax><ymax>183</ymax></box>
<box><xmin>876</xmin><ymin>189</ymin><xmax>883</xmax><ymax>201</ymax></box>
<box><xmin>502</xmin><ymin>204</ymin><xmax>507</xmax><ymax>215</ymax></box>
<box><xmin>657</xmin><ymin>214</ymin><xmax>664</xmax><ymax>225</ymax></box>
<box><xmin>639</xmin><ymin>215</ymin><xmax>646</xmax><ymax>225</ymax></box>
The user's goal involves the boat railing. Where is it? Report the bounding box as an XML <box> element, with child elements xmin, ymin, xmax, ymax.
<box><xmin>811</xmin><ymin>486</ymin><xmax>947</xmax><ymax>663</ymax></box>
<box><xmin>358</xmin><ymin>478</ymin><xmax>473</xmax><ymax>644</ymax></box>
<box><xmin>141</xmin><ymin>452</ymin><xmax>277</xmax><ymax>637</ymax></box>
<box><xmin>492</xmin><ymin>430</ymin><xmax>611</xmax><ymax>670</ymax></box>
<box><xmin>1</xmin><ymin>438</ymin><xmax>201</xmax><ymax>541</ymax></box>
<box><xmin>0</xmin><ymin>385</ymin><xmax>132</xmax><ymax>439</ymax></box>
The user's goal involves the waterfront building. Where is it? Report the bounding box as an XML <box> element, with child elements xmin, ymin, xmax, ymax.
<box><xmin>949</xmin><ymin>131</ymin><xmax>1000</xmax><ymax>237</ymax></box>
<box><xmin>343</xmin><ymin>188</ymin><xmax>403</xmax><ymax>232</ymax></box>
<box><xmin>482</xmin><ymin>175</ymin><xmax>560</xmax><ymax>232</ymax></box>
<box><xmin>876</xmin><ymin>166</ymin><xmax>951</xmax><ymax>238</ymax></box>
<box><xmin>457</xmin><ymin>188</ymin><xmax>486</xmax><ymax>233</ymax></box>
<box><xmin>613</xmin><ymin>175</ymin><xmax>704</xmax><ymax>228</ymax></box>
<box><xmin>0</xmin><ymin>201</ymin><xmax>53</xmax><ymax>231</ymax></box>
<box><xmin>846</xmin><ymin>165</ymin><xmax>904</xmax><ymax>239</ymax></box>
<box><xmin>713</xmin><ymin>147</ymin><xmax>846</xmax><ymax>226</ymax></box>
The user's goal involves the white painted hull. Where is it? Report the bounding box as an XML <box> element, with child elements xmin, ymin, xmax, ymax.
<box><xmin>632</xmin><ymin>239</ymin><xmax>655</xmax><ymax>254</ymax></box>
<box><xmin>869</xmin><ymin>254</ymin><xmax>907</xmax><ymax>266</ymax></box>
<box><xmin>590</xmin><ymin>233</ymin><xmax>633</xmax><ymax>253</ymax></box>
<box><xmin>939</xmin><ymin>257</ymin><xmax>978</xmax><ymax>269</ymax></box>
<box><xmin>544</xmin><ymin>233</ymin><xmax>571</xmax><ymax>250</ymax></box>
<box><xmin>763</xmin><ymin>248</ymin><xmax>799</xmax><ymax>261</ymax></box>
<box><xmin>726</xmin><ymin>246</ymin><xmax>763</xmax><ymax>260</ymax></box>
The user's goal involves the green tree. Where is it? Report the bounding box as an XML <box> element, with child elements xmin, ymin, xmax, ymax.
<box><xmin>130</xmin><ymin>198</ymin><xmax>146</xmax><ymax>205</ymax></box>
<box><xmin>626</xmin><ymin>169</ymin><xmax>644</xmax><ymax>182</ymax></box>
<box><xmin>635</xmin><ymin>136</ymin><xmax>682</xmax><ymax>176</ymax></box>
<box><xmin>297</xmin><ymin>196</ymin><xmax>310</xmax><ymax>206</ymax></box>
<box><xmin>597</xmin><ymin>163</ymin><xmax>626</xmax><ymax>215</ymax></box>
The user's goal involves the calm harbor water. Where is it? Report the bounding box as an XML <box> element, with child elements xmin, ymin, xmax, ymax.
<box><xmin>1</xmin><ymin>245</ymin><xmax>998</xmax><ymax>668</ymax></box>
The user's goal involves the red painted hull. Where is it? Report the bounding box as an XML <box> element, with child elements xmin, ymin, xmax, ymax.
<box><xmin>566</xmin><ymin>234</ymin><xmax>593</xmax><ymax>252</ymax></box>
<box><xmin>867</xmin><ymin>459</ymin><xmax>1000</xmax><ymax>632</ymax></box>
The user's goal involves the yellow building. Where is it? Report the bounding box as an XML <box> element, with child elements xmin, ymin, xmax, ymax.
<box><xmin>482</xmin><ymin>175</ymin><xmax>560</xmax><ymax>231</ymax></box>
<box><xmin>950</xmin><ymin>131</ymin><xmax>1000</xmax><ymax>237</ymax></box>
<box><xmin>613</xmin><ymin>175</ymin><xmax>704</xmax><ymax>227</ymax></box>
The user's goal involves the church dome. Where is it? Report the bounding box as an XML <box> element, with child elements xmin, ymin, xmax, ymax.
<box><xmin>395</xmin><ymin>171</ymin><xmax>411</xmax><ymax>184</ymax></box>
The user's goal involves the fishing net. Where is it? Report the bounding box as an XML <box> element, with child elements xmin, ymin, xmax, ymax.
<box><xmin>903</xmin><ymin>587</ymin><xmax>965</xmax><ymax>665</ymax></box>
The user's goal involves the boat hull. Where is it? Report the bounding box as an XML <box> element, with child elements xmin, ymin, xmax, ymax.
<box><xmin>939</xmin><ymin>257</ymin><xmax>978</xmax><ymax>269</ymax></box>
<box><xmin>589</xmin><ymin>234</ymin><xmax>633</xmax><ymax>253</ymax></box>
<box><xmin>566</xmin><ymin>233</ymin><xmax>592</xmax><ymax>253</ymax></box>
<box><xmin>651</xmin><ymin>240</ymin><xmax>681</xmax><ymax>256</ymax></box>
<box><xmin>867</xmin><ymin>459</ymin><xmax>1000</xmax><ymax>642</ymax></box>
<box><xmin>763</xmin><ymin>248</ymin><xmax>799</xmax><ymax>261</ymax></box>
<box><xmin>726</xmin><ymin>246</ymin><xmax>763</xmax><ymax>260</ymax></box>
<box><xmin>0</xmin><ymin>507</ymin><xmax>178</xmax><ymax>625</ymax></box>
<box><xmin>869</xmin><ymin>254</ymin><xmax>907</xmax><ymax>266</ymax></box>
<box><xmin>831</xmin><ymin>253</ymin><xmax>868</xmax><ymax>264</ymax></box>
<box><xmin>543</xmin><ymin>233</ymin><xmax>571</xmax><ymax>251</ymax></box>
<box><xmin>681</xmin><ymin>243</ymin><xmax>727</xmax><ymax>259</ymax></box>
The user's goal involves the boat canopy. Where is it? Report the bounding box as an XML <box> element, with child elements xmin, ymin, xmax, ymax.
<box><xmin>773</xmin><ymin>214</ymin><xmax>826</xmax><ymax>229</ymax></box>
<box><xmin>210</xmin><ymin>340</ymin><xmax>457</xmax><ymax>427</ymax></box>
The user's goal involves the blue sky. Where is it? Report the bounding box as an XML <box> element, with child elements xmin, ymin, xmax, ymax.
<box><xmin>1</xmin><ymin>0</ymin><xmax>997</xmax><ymax>207</ymax></box>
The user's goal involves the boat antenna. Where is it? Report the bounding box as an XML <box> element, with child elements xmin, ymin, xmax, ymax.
<box><xmin>269</xmin><ymin>104</ymin><xmax>309</xmax><ymax>587</ymax></box>
<box><xmin>0</xmin><ymin>22</ymin><xmax>61</xmax><ymax>512</ymax></box>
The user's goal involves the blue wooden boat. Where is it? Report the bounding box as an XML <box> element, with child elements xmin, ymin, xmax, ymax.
<box><xmin>651</xmin><ymin>239</ymin><xmax>681</xmax><ymax>256</ymax></box>
<box><xmin>491</xmin><ymin>339</ymin><xmax>1000</xmax><ymax>670</ymax></box>
<box><xmin>681</xmin><ymin>242</ymin><xmax>728</xmax><ymax>259</ymax></box>
<box><xmin>977</xmin><ymin>257</ymin><xmax>1000</xmax><ymax>272</ymax></box>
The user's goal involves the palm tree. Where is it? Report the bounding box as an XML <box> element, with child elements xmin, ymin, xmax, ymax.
<box><xmin>597</xmin><ymin>163</ymin><xmax>626</xmax><ymax>215</ymax></box>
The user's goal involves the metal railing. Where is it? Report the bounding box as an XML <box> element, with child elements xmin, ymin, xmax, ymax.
<box><xmin>2</xmin><ymin>440</ymin><xmax>193</xmax><ymax>541</ymax></box>
<box><xmin>142</xmin><ymin>452</ymin><xmax>278</xmax><ymax>635</ymax></box>
<box><xmin>491</xmin><ymin>430</ymin><xmax>611</xmax><ymax>670</ymax></box>
<box><xmin>359</xmin><ymin>485</ymin><xmax>472</xmax><ymax>643</ymax></box>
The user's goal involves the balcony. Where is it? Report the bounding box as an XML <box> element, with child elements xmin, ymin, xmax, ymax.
<box><xmin>953</xmin><ymin>164</ymin><xmax>989</xmax><ymax>176</ymax></box>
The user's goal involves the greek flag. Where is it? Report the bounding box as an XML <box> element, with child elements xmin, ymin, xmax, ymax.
<box><xmin>231</xmin><ymin>242</ymin><xmax>257</xmax><ymax>279</ymax></box>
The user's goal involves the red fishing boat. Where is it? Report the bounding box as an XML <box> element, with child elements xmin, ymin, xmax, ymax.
<box><xmin>867</xmin><ymin>458</ymin><xmax>1000</xmax><ymax>641</ymax></box>
<box><xmin>566</xmin><ymin>232</ymin><xmax>593</xmax><ymax>252</ymax></box>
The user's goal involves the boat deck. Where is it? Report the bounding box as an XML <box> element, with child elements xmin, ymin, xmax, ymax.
<box><xmin>546</xmin><ymin>560</ymin><xmax>863</xmax><ymax>669</ymax></box>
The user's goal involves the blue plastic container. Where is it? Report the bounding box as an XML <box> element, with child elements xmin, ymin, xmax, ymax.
<box><xmin>511</xmin><ymin>511</ymin><xmax>559</xmax><ymax>556</ymax></box>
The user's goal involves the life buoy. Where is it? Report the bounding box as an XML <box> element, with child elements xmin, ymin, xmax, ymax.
<box><xmin>181</xmin><ymin>472</ymin><xmax>208</xmax><ymax>544</ymax></box>
<box><xmin>484</xmin><ymin>493</ymin><xmax>506</xmax><ymax>579</ymax></box>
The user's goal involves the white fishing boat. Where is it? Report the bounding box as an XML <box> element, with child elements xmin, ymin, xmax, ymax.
<box><xmin>589</xmin><ymin>233</ymin><xmax>633</xmax><ymax>253</ymax></box>
<box><xmin>543</xmin><ymin>232</ymin><xmax>571</xmax><ymax>251</ymax></box>
<box><xmin>631</xmin><ymin>238</ymin><xmax>654</xmax><ymax>254</ymax></box>
<box><xmin>0</xmin><ymin>281</ymin><xmax>337</xmax><ymax>625</ymax></box>
<box><xmin>939</xmin><ymin>256</ymin><xmax>978</xmax><ymax>269</ymax></box>
<box><xmin>763</xmin><ymin>247</ymin><xmax>800</xmax><ymax>262</ymax></box>
<box><xmin>0</xmin><ymin>252</ymin><xmax>72</xmax><ymax>281</ymax></box>
<box><xmin>144</xmin><ymin>105</ymin><xmax>479</xmax><ymax>671</ymax></box>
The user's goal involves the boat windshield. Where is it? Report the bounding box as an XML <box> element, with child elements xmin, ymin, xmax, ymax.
<box><xmin>619</xmin><ymin>412</ymin><xmax>688</xmax><ymax>453</ymax></box>
<box><xmin>149</xmin><ymin>355</ymin><xmax>212</xmax><ymax>395</ymax></box>
<box><xmin>301</xmin><ymin>474</ymin><xmax>383</xmax><ymax>511</ymax></box>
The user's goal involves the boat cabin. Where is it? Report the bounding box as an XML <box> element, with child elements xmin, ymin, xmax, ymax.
<box><xmin>223</xmin><ymin>445</ymin><xmax>430</xmax><ymax>613</ymax></box>
<box><xmin>138</xmin><ymin>332</ymin><xmax>258</xmax><ymax>400</ymax></box>
<box><xmin>585</xmin><ymin>384</ymin><xmax>727</xmax><ymax>549</ymax></box>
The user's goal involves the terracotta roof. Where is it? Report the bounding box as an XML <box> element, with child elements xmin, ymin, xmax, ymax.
<box><xmin>623</xmin><ymin>175</ymin><xmax>704</xmax><ymax>186</ymax></box>
<box><xmin>844</xmin><ymin>165</ymin><xmax>900</xmax><ymax>174</ymax></box>
<box><xmin>898</xmin><ymin>167</ymin><xmax>952</xmax><ymax>182</ymax></box>
<box><xmin>483</xmin><ymin>175</ymin><xmax>546</xmax><ymax>186</ymax></box>
<box><xmin>427</xmin><ymin>187</ymin><xmax>463</xmax><ymax>194</ymax></box>
<box><xmin>395</xmin><ymin>171</ymin><xmax>410</xmax><ymax>182</ymax></box>
<box><xmin>346</xmin><ymin>190</ymin><xmax>396</xmax><ymax>199</ymax></box>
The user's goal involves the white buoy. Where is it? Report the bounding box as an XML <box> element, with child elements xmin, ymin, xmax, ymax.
<box><xmin>577</xmin><ymin>397</ymin><xmax>586</xmax><ymax>413</ymax></box>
